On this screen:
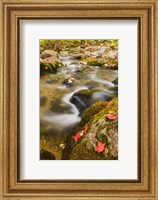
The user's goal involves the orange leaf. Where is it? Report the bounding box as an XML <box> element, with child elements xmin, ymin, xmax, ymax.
<box><xmin>106</xmin><ymin>114</ymin><xmax>118</xmax><ymax>120</ymax></box>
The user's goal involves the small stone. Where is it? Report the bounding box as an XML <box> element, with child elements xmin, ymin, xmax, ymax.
<box><xmin>60</xmin><ymin>144</ymin><xmax>65</xmax><ymax>149</ymax></box>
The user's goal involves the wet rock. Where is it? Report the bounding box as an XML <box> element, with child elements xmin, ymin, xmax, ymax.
<box><xmin>92</xmin><ymin>91</ymin><xmax>111</xmax><ymax>101</ymax></box>
<box><xmin>40</xmin><ymin>149</ymin><xmax>55</xmax><ymax>160</ymax></box>
<box><xmin>40</xmin><ymin>58</ymin><xmax>44</xmax><ymax>63</ymax></box>
<box><xmin>87</xmin><ymin>59</ymin><xmax>104</xmax><ymax>67</ymax></box>
<box><xmin>46</xmin><ymin>79</ymin><xmax>57</xmax><ymax>84</ymax></box>
<box><xmin>70</xmin><ymin>89</ymin><xmax>113</xmax><ymax>115</ymax></box>
<box><xmin>51</xmin><ymin>99</ymin><xmax>73</xmax><ymax>114</ymax></box>
<box><xmin>109</xmin><ymin>86</ymin><xmax>118</xmax><ymax>92</ymax></box>
<box><xmin>63</xmin><ymin>77</ymin><xmax>78</xmax><ymax>88</ymax></box>
<box><xmin>104</xmin><ymin>65</ymin><xmax>118</xmax><ymax>70</ymax></box>
<box><xmin>40</xmin><ymin>60</ymin><xmax>64</xmax><ymax>75</ymax></box>
<box><xmin>70</xmin><ymin>54</ymin><xmax>82</xmax><ymax>60</ymax></box>
<box><xmin>112</xmin><ymin>77</ymin><xmax>118</xmax><ymax>85</ymax></box>
<box><xmin>69</xmin><ymin>98</ymin><xmax>118</xmax><ymax>160</ymax></box>
<box><xmin>40</xmin><ymin>50</ymin><xmax>58</xmax><ymax>59</ymax></box>
<box><xmin>40</xmin><ymin>96</ymin><xmax>48</xmax><ymax>106</ymax></box>
<box><xmin>70</xmin><ymin>62</ymin><xmax>80</xmax><ymax>66</ymax></box>
<box><xmin>43</xmin><ymin>57</ymin><xmax>56</xmax><ymax>65</ymax></box>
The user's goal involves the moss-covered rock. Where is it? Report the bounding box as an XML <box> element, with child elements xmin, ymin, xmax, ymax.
<box><xmin>86</xmin><ymin>58</ymin><xmax>104</xmax><ymax>67</ymax></box>
<box><xmin>40</xmin><ymin>60</ymin><xmax>64</xmax><ymax>75</ymax></box>
<box><xmin>70</xmin><ymin>141</ymin><xmax>105</xmax><ymax>160</ymax></box>
<box><xmin>69</xmin><ymin>98</ymin><xmax>118</xmax><ymax>160</ymax></box>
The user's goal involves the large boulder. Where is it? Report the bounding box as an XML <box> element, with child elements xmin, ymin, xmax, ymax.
<box><xmin>69</xmin><ymin>98</ymin><xmax>118</xmax><ymax>160</ymax></box>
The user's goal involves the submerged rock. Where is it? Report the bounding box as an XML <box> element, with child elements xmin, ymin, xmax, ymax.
<box><xmin>70</xmin><ymin>54</ymin><xmax>82</xmax><ymax>60</ymax></box>
<box><xmin>63</xmin><ymin>77</ymin><xmax>79</xmax><ymax>88</ymax></box>
<box><xmin>112</xmin><ymin>77</ymin><xmax>118</xmax><ymax>85</ymax></box>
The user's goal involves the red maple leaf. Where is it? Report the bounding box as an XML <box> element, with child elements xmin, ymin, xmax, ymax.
<box><xmin>83</xmin><ymin>124</ymin><xmax>88</xmax><ymax>133</ymax></box>
<box><xmin>74</xmin><ymin>132</ymin><xmax>82</xmax><ymax>142</ymax></box>
<box><xmin>106</xmin><ymin>114</ymin><xmax>118</xmax><ymax>120</ymax></box>
<box><xmin>95</xmin><ymin>142</ymin><xmax>106</xmax><ymax>153</ymax></box>
<box><xmin>106</xmin><ymin>101</ymin><xmax>114</xmax><ymax>108</ymax></box>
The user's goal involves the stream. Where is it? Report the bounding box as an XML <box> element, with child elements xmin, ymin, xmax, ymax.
<box><xmin>40</xmin><ymin>51</ymin><xmax>118</xmax><ymax>159</ymax></box>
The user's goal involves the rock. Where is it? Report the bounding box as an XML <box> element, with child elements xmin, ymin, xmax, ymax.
<box><xmin>87</xmin><ymin>59</ymin><xmax>104</xmax><ymax>67</ymax></box>
<box><xmin>43</xmin><ymin>57</ymin><xmax>56</xmax><ymax>65</ymax></box>
<box><xmin>59</xmin><ymin>144</ymin><xmax>65</xmax><ymax>149</ymax></box>
<box><xmin>40</xmin><ymin>149</ymin><xmax>55</xmax><ymax>160</ymax></box>
<box><xmin>40</xmin><ymin>58</ymin><xmax>44</xmax><ymax>63</ymax></box>
<box><xmin>112</xmin><ymin>77</ymin><xmax>118</xmax><ymax>85</ymax></box>
<box><xmin>92</xmin><ymin>91</ymin><xmax>110</xmax><ymax>101</ymax></box>
<box><xmin>69</xmin><ymin>98</ymin><xmax>118</xmax><ymax>160</ymax></box>
<box><xmin>51</xmin><ymin>99</ymin><xmax>73</xmax><ymax>114</ymax></box>
<box><xmin>63</xmin><ymin>77</ymin><xmax>78</xmax><ymax>88</ymax></box>
<box><xmin>40</xmin><ymin>60</ymin><xmax>64</xmax><ymax>75</ymax></box>
<box><xmin>46</xmin><ymin>79</ymin><xmax>57</xmax><ymax>84</ymax></box>
<box><xmin>70</xmin><ymin>54</ymin><xmax>82</xmax><ymax>60</ymax></box>
<box><xmin>40</xmin><ymin>96</ymin><xmax>47</xmax><ymax>106</ymax></box>
<box><xmin>40</xmin><ymin>50</ymin><xmax>58</xmax><ymax>59</ymax></box>
<box><xmin>70</xmin><ymin>89</ymin><xmax>113</xmax><ymax>115</ymax></box>
<box><xmin>109</xmin><ymin>86</ymin><xmax>118</xmax><ymax>92</ymax></box>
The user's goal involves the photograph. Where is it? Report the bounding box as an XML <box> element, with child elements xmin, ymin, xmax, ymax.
<box><xmin>40</xmin><ymin>40</ymin><xmax>118</xmax><ymax>160</ymax></box>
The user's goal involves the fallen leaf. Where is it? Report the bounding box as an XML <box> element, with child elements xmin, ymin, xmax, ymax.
<box><xmin>106</xmin><ymin>114</ymin><xmax>118</xmax><ymax>120</ymax></box>
<box><xmin>74</xmin><ymin>132</ymin><xmax>82</xmax><ymax>142</ymax></box>
<box><xmin>106</xmin><ymin>101</ymin><xmax>114</xmax><ymax>108</ymax></box>
<box><xmin>95</xmin><ymin>142</ymin><xmax>106</xmax><ymax>153</ymax></box>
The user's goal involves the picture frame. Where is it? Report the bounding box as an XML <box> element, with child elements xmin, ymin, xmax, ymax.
<box><xmin>0</xmin><ymin>0</ymin><xmax>158</xmax><ymax>199</ymax></box>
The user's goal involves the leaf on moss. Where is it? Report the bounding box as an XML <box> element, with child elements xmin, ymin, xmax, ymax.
<box><xmin>74</xmin><ymin>132</ymin><xmax>82</xmax><ymax>142</ymax></box>
<box><xmin>95</xmin><ymin>142</ymin><xmax>106</xmax><ymax>153</ymax></box>
<box><xmin>106</xmin><ymin>114</ymin><xmax>118</xmax><ymax>120</ymax></box>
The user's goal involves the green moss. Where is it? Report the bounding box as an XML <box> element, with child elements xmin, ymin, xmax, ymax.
<box><xmin>73</xmin><ymin>89</ymin><xmax>100</xmax><ymax>96</ymax></box>
<box><xmin>40</xmin><ymin>60</ymin><xmax>64</xmax><ymax>75</ymax></box>
<box><xmin>69</xmin><ymin>98</ymin><xmax>118</xmax><ymax>160</ymax></box>
<box><xmin>54</xmin><ymin>60</ymin><xmax>64</xmax><ymax>67</ymax></box>
<box><xmin>70</xmin><ymin>142</ymin><xmax>105</xmax><ymax>160</ymax></box>
<box><xmin>87</xmin><ymin>58</ymin><xmax>104</xmax><ymax>67</ymax></box>
<box><xmin>78</xmin><ymin>101</ymin><xmax>108</xmax><ymax>128</ymax></box>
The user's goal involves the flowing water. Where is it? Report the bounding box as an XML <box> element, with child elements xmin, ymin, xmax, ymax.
<box><xmin>40</xmin><ymin>51</ymin><xmax>118</xmax><ymax>159</ymax></box>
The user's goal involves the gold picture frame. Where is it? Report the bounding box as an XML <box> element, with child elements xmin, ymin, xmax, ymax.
<box><xmin>0</xmin><ymin>0</ymin><xmax>158</xmax><ymax>199</ymax></box>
